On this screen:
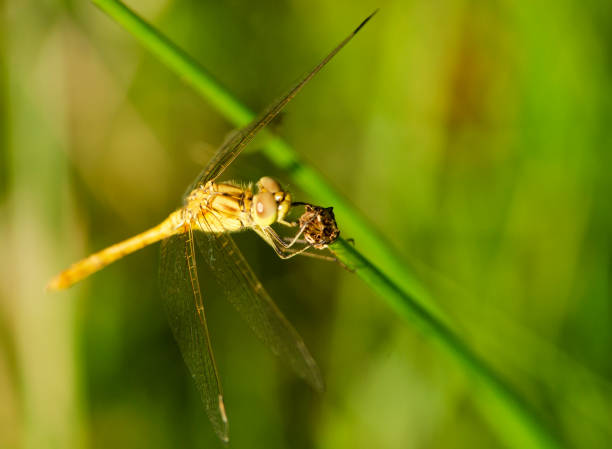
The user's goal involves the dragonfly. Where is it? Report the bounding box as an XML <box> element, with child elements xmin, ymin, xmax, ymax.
<box><xmin>48</xmin><ymin>11</ymin><xmax>375</xmax><ymax>442</ymax></box>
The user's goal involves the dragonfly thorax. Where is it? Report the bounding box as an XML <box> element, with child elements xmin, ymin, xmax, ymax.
<box><xmin>182</xmin><ymin>177</ymin><xmax>292</xmax><ymax>234</ymax></box>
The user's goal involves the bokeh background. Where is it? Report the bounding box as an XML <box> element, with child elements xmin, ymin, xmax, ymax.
<box><xmin>1</xmin><ymin>0</ymin><xmax>611</xmax><ymax>448</ymax></box>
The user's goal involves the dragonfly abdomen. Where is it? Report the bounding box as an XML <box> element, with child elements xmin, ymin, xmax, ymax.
<box><xmin>47</xmin><ymin>214</ymin><xmax>181</xmax><ymax>290</ymax></box>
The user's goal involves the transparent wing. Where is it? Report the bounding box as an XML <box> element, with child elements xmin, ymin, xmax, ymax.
<box><xmin>195</xmin><ymin>213</ymin><xmax>324</xmax><ymax>392</ymax></box>
<box><xmin>159</xmin><ymin>228</ymin><xmax>229</xmax><ymax>442</ymax></box>
<box><xmin>192</xmin><ymin>11</ymin><xmax>377</xmax><ymax>188</ymax></box>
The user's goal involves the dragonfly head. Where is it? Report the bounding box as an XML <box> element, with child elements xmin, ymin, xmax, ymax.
<box><xmin>252</xmin><ymin>177</ymin><xmax>292</xmax><ymax>226</ymax></box>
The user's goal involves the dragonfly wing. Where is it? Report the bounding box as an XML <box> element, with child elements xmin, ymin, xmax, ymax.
<box><xmin>192</xmin><ymin>11</ymin><xmax>377</xmax><ymax>188</ymax></box>
<box><xmin>159</xmin><ymin>230</ymin><xmax>229</xmax><ymax>442</ymax></box>
<box><xmin>194</xmin><ymin>215</ymin><xmax>324</xmax><ymax>392</ymax></box>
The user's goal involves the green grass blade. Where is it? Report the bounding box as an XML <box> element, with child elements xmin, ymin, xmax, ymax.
<box><xmin>330</xmin><ymin>238</ymin><xmax>562</xmax><ymax>449</ymax></box>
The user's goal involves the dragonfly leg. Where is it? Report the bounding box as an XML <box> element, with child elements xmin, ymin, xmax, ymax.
<box><xmin>289</xmin><ymin>249</ymin><xmax>338</xmax><ymax>262</ymax></box>
<box><xmin>252</xmin><ymin>225</ymin><xmax>343</xmax><ymax>264</ymax></box>
<box><xmin>266</xmin><ymin>223</ymin><xmax>307</xmax><ymax>249</ymax></box>
<box><xmin>272</xmin><ymin>243</ymin><xmax>312</xmax><ymax>260</ymax></box>
<box><xmin>282</xmin><ymin>237</ymin><xmax>309</xmax><ymax>245</ymax></box>
<box><xmin>269</xmin><ymin>238</ymin><xmax>343</xmax><ymax>263</ymax></box>
<box><xmin>254</xmin><ymin>226</ymin><xmax>311</xmax><ymax>259</ymax></box>
<box><xmin>279</xmin><ymin>236</ymin><xmax>354</xmax><ymax>268</ymax></box>
<box><xmin>263</xmin><ymin>227</ymin><xmax>342</xmax><ymax>262</ymax></box>
<box><xmin>278</xmin><ymin>219</ymin><xmax>297</xmax><ymax>227</ymax></box>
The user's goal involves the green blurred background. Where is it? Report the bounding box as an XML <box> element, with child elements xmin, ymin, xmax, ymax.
<box><xmin>1</xmin><ymin>0</ymin><xmax>611</xmax><ymax>448</ymax></box>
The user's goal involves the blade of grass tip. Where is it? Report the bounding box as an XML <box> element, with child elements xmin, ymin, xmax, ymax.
<box><xmin>90</xmin><ymin>0</ymin><xmax>448</xmax><ymax>326</ymax></box>
<box><xmin>330</xmin><ymin>238</ymin><xmax>563</xmax><ymax>449</ymax></box>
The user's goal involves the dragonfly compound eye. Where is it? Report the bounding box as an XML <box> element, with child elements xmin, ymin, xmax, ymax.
<box><xmin>257</xmin><ymin>176</ymin><xmax>282</xmax><ymax>193</ymax></box>
<box><xmin>252</xmin><ymin>191</ymin><xmax>278</xmax><ymax>226</ymax></box>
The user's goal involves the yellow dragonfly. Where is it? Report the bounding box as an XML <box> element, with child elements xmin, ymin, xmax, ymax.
<box><xmin>48</xmin><ymin>11</ymin><xmax>374</xmax><ymax>442</ymax></box>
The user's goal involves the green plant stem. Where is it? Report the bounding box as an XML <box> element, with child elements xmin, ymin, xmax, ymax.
<box><xmin>90</xmin><ymin>1</ymin><xmax>562</xmax><ymax>447</ymax></box>
<box><xmin>330</xmin><ymin>238</ymin><xmax>561</xmax><ymax>449</ymax></box>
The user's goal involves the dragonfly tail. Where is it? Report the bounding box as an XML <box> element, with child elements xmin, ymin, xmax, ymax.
<box><xmin>47</xmin><ymin>214</ymin><xmax>179</xmax><ymax>290</ymax></box>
